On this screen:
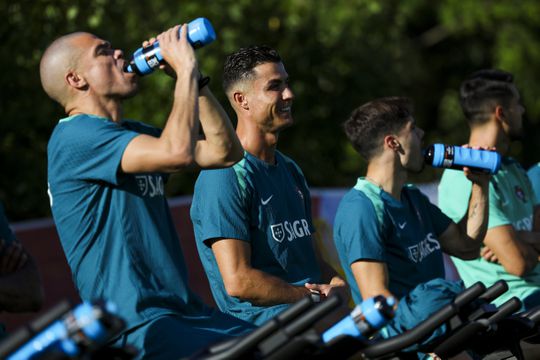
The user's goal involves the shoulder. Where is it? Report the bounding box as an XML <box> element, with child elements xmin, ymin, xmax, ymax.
<box><xmin>277</xmin><ymin>151</ymin><xmax>305</xmax><ymax>176</ymax></box>
<box><xmin>336</xmin><ymin>185</ymin><xmax>381</xmax><ymax>222</ymax></box>
<box><xmin>122</xmin><ymin>119</ymin><xmax>161</xmax><ymax>137</ymax></box>
<box><xmin>528</xmin><ymin>162</ymin><xmax>540</xmax><ymax>178</ymax></box>
<box><xmin>196</xmin><ymin>157</ymin><xmax>250</xmax><ymax>192</ymax></box>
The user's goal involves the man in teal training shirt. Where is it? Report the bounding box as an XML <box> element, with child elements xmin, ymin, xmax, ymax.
<box><xmin>439</xmin><ymin>69</ymin><xmax>540</xmax><ymax>309</ymax></box>
<box><xmin>41</xmin><ymin>26</ymin><xmax>251</xmax><ymax>359</ymax></box>
<box><xmin>333</xmin><ymin>97</ymin><xmax>489</xmax><ymax>344</ymax></box>
<box><xmin>191</xmin><ymin>45</ymin><xmax>346</xmax><ymax>325</ymax></box>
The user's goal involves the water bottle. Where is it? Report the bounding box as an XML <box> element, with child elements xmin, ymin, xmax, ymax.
<box><xmin>124</xmin><ymin>17</ymin><xmax>216</xmax><ymax>76</ymax></box>
<box><xmin>322</xmin><ymin>295</ymin><xmax>395</xmax><ymax>343</ymax></box>
<box><xmin>7</xmin><ymin>301</ymin><xmax>119</xmax><ymax>360</ymax></box>
<box><xmin>424</xmin><ymin>144</ymin><xmax>501</xmax><ymax>175</ymax></box>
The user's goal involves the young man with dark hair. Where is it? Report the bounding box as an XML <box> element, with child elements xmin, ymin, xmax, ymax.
<box><xmin>334</xmin><ymin>96</ymin><xmax>489</xmax><ymax>308</ymax></box>
<box><xmin>190</xmin><ymin>45</ymin><xmax>346</xmax><ymax>326</ymax></box>
<box><xmin>41</xmin><ymin>25</ymin><xmax>250</xmax><ymax>359</ymax></box>
<box><xmin>439</xmin><ymin>69</ymin><xmax>540</xmax><ymax>309</ymax></box>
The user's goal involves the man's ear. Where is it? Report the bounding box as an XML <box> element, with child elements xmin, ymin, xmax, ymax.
<box><xmin>495</xmin><ymin>105</ymin><xmax>505</xmax><ymax>121</ymax></box>
<box><xmin>233</xmin><ymin>91</ymin><xmax>249</xmax><ymax>110</ymax></box>
<box><xmin>66</xmin><ymin>71</ymin><xmax>88</xmax><ymax>90</ymax></box>
<box><xmin>383</xmin><ymin>135</ymin><xmax>401</xmax><ymax>152</ymax></box>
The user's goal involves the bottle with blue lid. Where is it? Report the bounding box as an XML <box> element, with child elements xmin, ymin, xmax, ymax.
<box><xmin>124</xmin><ymin>17</ymin><xmax>216</xmax><ymax>76</ymax></box>
<box><xmin>424</xmin><ymin>144</ymin><xmax>501</xmax><ymax>175</ymax></box>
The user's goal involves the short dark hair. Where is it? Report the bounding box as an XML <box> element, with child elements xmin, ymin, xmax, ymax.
<box><xmin>223</xmin><ymin>45</ymin><xmax>282</xmax><ymax>93</ymax></box>
<box><xmin>460</xmin><ymin>69</ymin><xmax>517</xmax><ymax>125</ymax></box>
<box><xmin>344</xmin><ymin>97</ymin><xmax>413</xmax><ymax>160</ymax></box>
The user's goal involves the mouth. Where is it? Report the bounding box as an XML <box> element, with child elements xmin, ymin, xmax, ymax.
<box><xmin>278</xmin><ymin>105</ymin><xmax>292</xmax><ymax>115</ymax></box>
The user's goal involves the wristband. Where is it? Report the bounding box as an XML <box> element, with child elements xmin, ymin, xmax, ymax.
<box><xmin>198</xmin><ymin>73</ymin><xmax>211</xmax><ymax>90</ymax></box>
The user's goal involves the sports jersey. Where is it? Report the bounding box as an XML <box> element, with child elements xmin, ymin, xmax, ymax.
<box><xmin>48</xmin><ymin>114</ymin><xmax>249</xmax><ymax>359</ymax></box>
<box><xmin>191</xmin><ymin>151</ymin><xmax>321</xmax><ymax>325</ymax></box>
<box><xmin>333</xmin><ymin>178</ymin><xmax>451</xmax><ymax>305</ymax></box>
<box><xmin>527</xmin><ymin>163</ymin><xmax>540</xmax><ymax>204</ymax></box>
<box><xmin>439</xmin><ymin>158</ymin><xmax>540</xmax><ymax>309</ymax></box>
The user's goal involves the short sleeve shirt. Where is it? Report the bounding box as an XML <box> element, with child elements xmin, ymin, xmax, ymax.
<box><xmin>439</xmin><ymin>158</ymin><xmax>540</xmax><ymax>308</ymax></box>
<box><xmin>47</xmin><ymin>114</ymin><xmax>208</xmax><ymax>332</ymax></box>
<box><xmin>333</xmin><ymin>179</ymin><xmax>451</xmax><ymax>304</ymax></box>
<box><xmin>190</xmin><ymin>151</ymin><xmax>321</xmax><ymax>325</ymax></box>
<box><xmin>527</xmin><ymin>163</ymin><xmax>540</xmax><ymax>204</ymax></box>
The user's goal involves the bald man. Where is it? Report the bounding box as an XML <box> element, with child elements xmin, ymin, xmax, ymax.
<box><xmin>40</xmin><ymin>26</ymin><xmax>250</xmax><ymax>359</ymax></box>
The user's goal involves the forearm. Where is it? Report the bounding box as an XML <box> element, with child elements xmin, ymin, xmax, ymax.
<box><xmin>194</xmin><ymin>88</ymin><xmax>243</xmax><ymax>168</ymax></box>
<box><xmin>458</xmin><ymin>182</ymin><xmax>489</xmax><ymax>247</ymax></box>
<box><xmin>226</xmin><ymin>267</ymin><xmax>309</xmax><ymax>306</ymax></box>
<box><xmin>159</xmin><ymin>71</ymin><xmax>199</xmax><ymax>168</ymax></box>
<box><xmin>0</xmin><ymin>259</ymin><xmax>43</xmax><ymax>312</ymax></box>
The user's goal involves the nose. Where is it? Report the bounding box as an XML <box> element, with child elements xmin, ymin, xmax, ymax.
<box><xmin>283</xmin><ymin>85</ymin><xmax>294</xmax><ymax>101</ymax></box>
<box><xmin>114</xmin><ymin>48</ymin><xmax>124</xmax><ymax>59</ymax></box>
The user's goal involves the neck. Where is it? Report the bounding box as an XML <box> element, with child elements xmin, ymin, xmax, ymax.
<box><xmin>236</xmin><ymin>116</ymin><xmax>279</xmax><ymax>164</ymax></box>
<box><xmin>468</xmin><ymin>120</ymin><xmax>510</xmax><ymax>155</ymax></box>
<box><xmin>365</xmin><ymin>155</ymin><xmax>407</xmax><ymax>200</ymax></box>
<box><xmin>66</xmin><ymin>96</ymin><xmax>123</xmax><ymax>123</ymax></box>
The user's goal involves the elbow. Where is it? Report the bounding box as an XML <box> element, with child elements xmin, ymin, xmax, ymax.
<box><xmin>504</xmin><ymin>261</ymin><xmax>532</xmax><ymax>277</ymax></box>
<box><xmin>223</xmin><ymin>277</ymin><xmax>247</xmax><ymax>299</ymax></box>
<box><xmin>167</xmin><ymin>151</ymin><xmax>195</xmax><ymax>170</ymax></box>
<box><xmin>222</xmin><ymin>146</ymin><xmax>244</xmax><ymax>167</ymax></box>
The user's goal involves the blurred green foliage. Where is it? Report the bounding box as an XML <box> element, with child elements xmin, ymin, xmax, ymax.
<box><xmin>1</xmin><ymin>0</ymin><xmax>539</xmax><ymax>219</ymax></box>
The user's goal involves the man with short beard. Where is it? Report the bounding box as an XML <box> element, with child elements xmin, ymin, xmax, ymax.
<box><xmin>439</xmin><ymin>69</ymin><xmax>540</xmax><ymax>310</ymax></box>
<box><xmin>190</xmin><ymin>45</ymin><xmax>346</xmax><ymax>325</ymax></box>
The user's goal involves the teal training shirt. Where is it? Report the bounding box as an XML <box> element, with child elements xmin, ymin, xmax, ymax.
<box><xmin>439</xmin><ymin>158</ymin><xmax>540</xmax><ymax>309</ymax></box>
<box><xmin>528</xmin><ymin>163</ymin><xmax>540</xmax><ymax>204</ymax></box>
<box><xmin>47</xmin><ymin>114</ymin><xmax>249</xmax><ymax>349</ymax></box>
<box><xmin>191</xmin><ymin>151</ymin><xmax>321</xmax><ymax>325</ymax></box>
<box><xmin>333</xmin><ymin>179</ymin><xmax>451</xmax><ymax>305</ymax></box>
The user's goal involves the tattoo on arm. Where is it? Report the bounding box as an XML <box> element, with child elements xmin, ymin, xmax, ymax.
<box><xmin>469</xmin><ymin>202</ymin><xmax>478</xmax><ymax>219</ymax></box>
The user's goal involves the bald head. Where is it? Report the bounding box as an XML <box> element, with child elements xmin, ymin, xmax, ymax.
<box><xmin>39</xmin><ymin>32</ymin><xmax>93</xmax><ymax>106</ymax></box>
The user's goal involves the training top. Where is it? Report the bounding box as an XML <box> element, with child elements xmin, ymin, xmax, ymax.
<box><xmin>439</xmin><ymin>158</ymin><xmax>540</xmax><ymax>309</ymax></box>
<box><xmin>191</xmin><ymin>151</ymin><xmax>321</xmax><ymax>325</ymax></box>
<box><xmin>527</xmin><ymin>163</ymin><xmax>540</xmax><ymax>204</ymax></box>
<box><xmin>333</xmin><ymin>179</ymin><xmax>451</xmax><ymax>305</ymax></box>
<box><xmin>47</xmin><ymin>114</ymin><xmax>212</xmax><ymax>332</ymax></box>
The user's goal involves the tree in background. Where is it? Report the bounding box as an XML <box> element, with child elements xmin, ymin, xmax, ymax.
<box><xmin>1</xmin><ymin>0</ymin><xmax>539</xmax><ymax>219</ymax></box>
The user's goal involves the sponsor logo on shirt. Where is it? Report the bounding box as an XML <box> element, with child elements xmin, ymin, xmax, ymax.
<box><xmin>271</xmin><ymin>219</ymin><xmax>311</xmax><ymax>243</ymax></box>
<box><xmin>407</xmin><ymin>232</ymin><xmax>441</xmax><ymax>263</ymax></box>
<box><xmin>261</xmin><ymin>195</ymin><xmax>273</xmax><ymax>205</ymax></box>
<box><xmin>135</xmin><ymin>175</ymin><xmax>164</xmax><ymax>198</ymax></box>
<box><xmin>514</xmin><ymin>215</ymin><xmax>533</xmax><ymax>231</ymax></box>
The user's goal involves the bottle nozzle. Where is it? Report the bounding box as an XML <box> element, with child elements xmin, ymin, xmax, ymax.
<box><xmin>123</xmin><ymin>62</ymin><xmax>134</xmax><ymax>73</ymax></box>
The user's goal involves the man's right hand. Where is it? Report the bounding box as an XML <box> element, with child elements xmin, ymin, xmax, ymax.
<box><xmin>156</xmin><ymin>24</ymin><xmax>197</xmax><ymax>79</ymax></box>
<box><xmin>0</xmin><ymin>238</ymin><xmax>28</xmax><ymax>275</ymax></box>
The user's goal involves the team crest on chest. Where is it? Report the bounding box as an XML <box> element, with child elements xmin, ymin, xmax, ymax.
<box><xmin>135</xmin><ymin>175</ymin><xmax>164</xmax><ymax>198</ymax></box>
<box><xmin>271</xmin><ymin>224</ymin><xmax>285</xmax><ymax>242</ymax></box>
<box><xmin>514</xmin><ymin>185</ymin><xmax>526</xmax><ymax>203</ymax></box>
